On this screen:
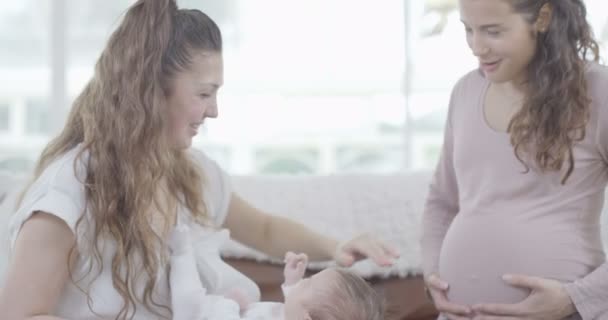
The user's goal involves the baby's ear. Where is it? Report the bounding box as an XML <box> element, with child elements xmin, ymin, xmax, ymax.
<box><xmin>302</xmin><ymin>313</ymin><xmax>312</xmax><ymax>320</ymax></box>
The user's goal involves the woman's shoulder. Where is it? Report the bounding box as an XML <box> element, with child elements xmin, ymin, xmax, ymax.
<box><xmin>187</xmin><ymin>148</ymin><xmax>226</xmax><ymax>178</ymax></box>
<box><xmin>451</xmin><ymin>68</ymin><xmax>487</xmax><ymax>97</ymax></box>
<box><xmin>15</xmin><ymin>146</ymin><xmax>89</xmax><ymax>217</ymax></box>
<box><xmin>188</xmin><ymin>148</ymin><xmax>212</xmax><ymax>167</ymax></box>
<box><xmin>30</xmin><ymin>146</ymin><xmax>88</xmax><ymax>196</ymax></box>
<box><xmin>7</xmin><ymin>146</ymin><xmax>89</xmax><ymax>247</ymax></box>
<box><xmin>583</xmin><ymin>62</ymin><xmax>608</xmax><ymax>120</ymax></box>
<box><xmin>585</xmin><ymin>61</ymin><xmax>608</xmax><ymax>93</ymax></box>
<box><xmin>186</xmin><ymin>148</ymin><xmax>232</xmax><ymax>226</ymax></box>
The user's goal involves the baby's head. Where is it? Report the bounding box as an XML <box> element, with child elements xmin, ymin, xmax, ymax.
<box><xmin>284</xmin><ymin>268</ymin><xmax>384</xmax><ymax>320</ymax></box>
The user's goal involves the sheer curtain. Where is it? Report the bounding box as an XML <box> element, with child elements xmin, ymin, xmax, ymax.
<box><xmin>1</xmin><ymin>0</ymin><xmax>607</xmax><ymax>175</ymax></box>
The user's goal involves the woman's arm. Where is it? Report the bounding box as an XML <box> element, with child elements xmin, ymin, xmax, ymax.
<box><xmin>0</xmin><ymin>212</ymin><xmax>75</xmax><ymax>320</ymax></box>
<box><xmin>562</xmin><ymin>264</ymin><xmax>608</xmax><ymax>319</ymax></box>
<box><xmin>420</xmin><ymin>97</ymin><xmax>460</xmax><ymax>278</ymax></box>
<box><xmin>223</xmin><ymin>193</ymin><xmax>337</xmax><ymax>261</ymax></box>
<box><xmin>223</xmin><ymin>193</ymin><xmax>396</xmax><ymax>266</ymax></box>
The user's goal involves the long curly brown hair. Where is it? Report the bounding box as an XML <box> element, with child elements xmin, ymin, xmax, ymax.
<box><xmin>22</xmin><ymin>0</ymin><xmax>222</xmax><ymax>318</ymax></box>
<box><xmin>507</xmin><ymin>0</ymin><xmax>599</xmax><ymax>183</ymax></box>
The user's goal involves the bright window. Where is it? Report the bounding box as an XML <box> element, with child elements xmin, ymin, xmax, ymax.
<box><xmin>1</xmin><ymin>0</ymin><xmax>608</xmax><ymax>175</ymax></box>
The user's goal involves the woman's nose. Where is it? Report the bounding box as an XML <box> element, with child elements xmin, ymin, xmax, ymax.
<box><xmin>470</xmin><ymin>34</ymin><xmax>490</xmax><ymax>57</ymax></box>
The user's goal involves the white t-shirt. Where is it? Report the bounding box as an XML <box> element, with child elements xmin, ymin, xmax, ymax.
<box><xmin>6</xmin><ymin>146</ymin><xmax>253</xmax><ymax>319</ymax></box>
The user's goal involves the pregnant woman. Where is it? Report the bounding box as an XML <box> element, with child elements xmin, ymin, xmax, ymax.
<box><xmin>421</xmin><ymin>0</ymin><xmax>608</xmax><ymax>319</ymax></box>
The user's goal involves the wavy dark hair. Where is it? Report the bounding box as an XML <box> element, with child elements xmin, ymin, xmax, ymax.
<box><xmin>20</xmin><ymin>0</ymin><xmax>222</xmax><ymax>319</ymax></box>
<box><xmin>507</xmin><ymin>0</ymin><xmax>599</xmax><ymax>183</ymax></box>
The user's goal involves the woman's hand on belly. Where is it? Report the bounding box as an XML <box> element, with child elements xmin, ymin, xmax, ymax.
<box><xmin>426</xmin><ymin>274</ymin><xmax>473</xmax><ymax>319</ymax></box>
<box><xmin>471</xmin><ymin>274</ymin><xmax>576</xmax><ymax>320</ymax></box>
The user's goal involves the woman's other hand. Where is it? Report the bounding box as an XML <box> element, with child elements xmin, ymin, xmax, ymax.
<box><xmin>426</xmin><ymin>273</ymin><xmax>473</xmax><ymax>320</ymax></box>
<box><xmin>472</xmin><ymin>274</ymin><xmax>576</xmax><ymax>320</ymax></box>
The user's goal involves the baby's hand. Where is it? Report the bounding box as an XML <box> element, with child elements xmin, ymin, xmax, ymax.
<box><xmin>283</xmin><ymin>252</ymin><xmax>308</xmax><ymax>285</ymax></box>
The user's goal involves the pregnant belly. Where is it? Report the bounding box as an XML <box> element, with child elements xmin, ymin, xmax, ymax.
<box><xmin>439</xmin><ymin>214</ymin><xmax>589</xmax><ymax>305</ymax></box>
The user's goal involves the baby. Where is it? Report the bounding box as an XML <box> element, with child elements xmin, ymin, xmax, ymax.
<box><xmin>252</xmin><ymin>251</ymin><xmax>386</xmax><ymax>320</ymax></box>
<box><xmin>168</xmin><ymin>226</ymin><xmax>386</xmax><ymax>320</ymax></box>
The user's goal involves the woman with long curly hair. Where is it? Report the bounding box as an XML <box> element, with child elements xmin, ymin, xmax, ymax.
<box><xmin>0</xmin><ymin>1</ymin><xmax>399</xmax><ymax>319</ymax></box>
<box><xmin>421</xmin><ymin>0</ymin><xmax>608</xmax><ymax>319</ymax></box>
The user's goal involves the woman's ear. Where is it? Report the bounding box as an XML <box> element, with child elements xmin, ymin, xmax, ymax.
<box><xmin>535</xmin><ymin>3</ymin><xmax>553</xmax><ymax>33</ymax></box>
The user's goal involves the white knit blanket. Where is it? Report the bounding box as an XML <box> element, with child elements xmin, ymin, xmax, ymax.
<box><xmin>223</xmin><ymin>172</ymin><xmax>433</xmax><ymax>279</ymax></box>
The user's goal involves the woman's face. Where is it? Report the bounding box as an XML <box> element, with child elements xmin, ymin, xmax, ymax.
<box><xmin>459</xmin><ymin>0</ymin><xmax>540</xmax><ymax>85</ymax></box>
<box><xmin>166</xmin><ymin>51</ymin><xmax>224</xmax><ymax>149</ymax></box>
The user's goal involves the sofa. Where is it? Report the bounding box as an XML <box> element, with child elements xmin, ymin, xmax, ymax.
<box><xmin>0</xmin><ymin>170</ymin><xmax>440</xmax><ymax>319</ymax></box>
<box><xmin>224</xmin><ymin>172</ymin><xmax>439</xmax><ymax>320</ymax></box>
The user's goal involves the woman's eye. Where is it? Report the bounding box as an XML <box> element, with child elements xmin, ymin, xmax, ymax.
<box><xmin>487</xmin><ymin>30</ymin><xmax>501</xmax><ymax>37</ymax></box>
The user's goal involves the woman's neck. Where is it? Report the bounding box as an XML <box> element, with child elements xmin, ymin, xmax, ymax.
<box><xmin>493</xmin><ymin>80</ymin><xmax>526</xmax><ymax>100</ymax></box>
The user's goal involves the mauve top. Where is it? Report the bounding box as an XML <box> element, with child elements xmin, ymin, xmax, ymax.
<box><xmin>421</xmin><ymin>63</ymin><xmax>608</xmax><ymax>319</ymax></box>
